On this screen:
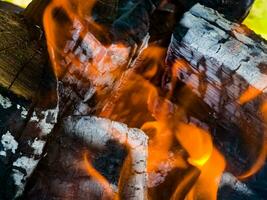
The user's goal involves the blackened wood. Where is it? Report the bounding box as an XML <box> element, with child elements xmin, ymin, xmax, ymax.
<box><xmin>0</xmin><ymin>72</ymin><xmax>58</xmax><ymax>199</ymax></box>
<box><xmin>23</xmin><ymin>116</ymin><xmax>148</xmax><ymax>200</ymax></box>
<box><xmin>172</xmin><ymin>0</ymin><xmax>254</xmax><ymax>22</ymax></box>
<box><xmin>0</xmin><ymin>7</ymin><xmax>59</xmax><ymax>198</ymax></box>
<box><xmin>167</xmin><ymin>3</ymin><xmax>267</xmax><ymax>175</ymax></box>
<box><xmin>110</xmin><ymin>0</ymin><xmax>162</xmax><ymax>45</ymax></box>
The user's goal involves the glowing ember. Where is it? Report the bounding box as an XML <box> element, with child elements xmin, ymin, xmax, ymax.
<box><xmin>238</xmin><ymin>86</ymin><xmax>262</xmax><ymax>105</ymax></box>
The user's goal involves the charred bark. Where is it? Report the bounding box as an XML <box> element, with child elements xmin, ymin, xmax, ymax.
<box><xmin>23</xmin><ymin>116</ymin><xmax>148</xmax><ymax>200</ymax></box>
<box><xmin>0</xmin><ymin>7</ymin><xmax>58</xmax><ymax>199</ymax></box>
<box><xmin>166</xmin><ymin>3</ymin><xmax>267</xmax><ymax>175</ymax></box>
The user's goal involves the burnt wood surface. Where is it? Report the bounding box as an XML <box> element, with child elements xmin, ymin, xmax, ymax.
<box><xmin>0</xmin><ymin>6</ymin><xmax>59</xmax><ymax>199</ymax></box>
<box><xmin>167</xmin><ymin>3</ymin><xmax>267</xmax><ymax>177</ymax></box>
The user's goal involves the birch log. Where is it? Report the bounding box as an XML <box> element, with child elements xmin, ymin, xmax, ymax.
<box><xmin>23</xmin><ymin>116</ymin><xmax>148</xmax><ymax>200</ymax></box>
<box><xmin>64</xmin><ymin>116</ymin><xmax>148</xmax><ymax>200</ymax></box>
<box><xmin>0</xmin><ymin>7</ymin><xmax>59</xmax><ymax>198</ymax></box>
<box><xmin>167</xmin><ymin>3</ymin><xmax>267</xmax><ymax>175</ymax></box>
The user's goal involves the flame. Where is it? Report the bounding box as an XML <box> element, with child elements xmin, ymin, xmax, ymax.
<box><xmin>174</xmin><ymin>123</ymin><xmax>225</xmax><ymax>200</ymax></box>
<box><xmin>186</xmin><ymin>149</ymin><xmax>226</xmax><ymax>200</ymax></box>
<box><xmin>41</xmin><ymin>1</ymin><xmax>257</xmax><ymax>199</ymax></box>
<box><xmin>143</xmin><ymin>85</ymin><xmax>226</xmax><ymax>199</ymax></box>
<box><xmin>43</xmin><ymin>0</ymin><xmax>129</xmax><ymax>82</ymax></box>
<box><xmin>238</xmin><ymin>86</ymin><xmax>262</xmax><ymax>104</ymax></box>
<box><xmin>176</xmin><ymin>124</ymin><xmax>213</xmax><ymax>168</ymax></box>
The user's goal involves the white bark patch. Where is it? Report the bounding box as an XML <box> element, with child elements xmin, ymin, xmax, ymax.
<box><xmin>0</xmin><ymin>151</ymin><xmax>6</xmax><ymax>157</ymax></box>
<box><xmin>17</xmin><ymin>105</ymin><xmax>28</xmax><ymax>119</ymax></box>
<box><xmin>0</xmin><ymin>131</ymin><xmax>18</xmax><ymax>155</ymax></box>
<box><xmin>64</xmin><ymin>116</ymin><xmax>148</xmax><ymax>200</ymax></box>
<box><xmin>12</xmin><ymin>156</ymin><xmax>39</xmax><ymax>197</ymax></box>
<box><xmin>220</xmin><ymin>172</ymin><xmax>253</xmax><ymax>195</ymax></box>
<box><xmin>12</xmin><ymin>169</ymin><xmax>25</xmax><ymax>197</ymax></box>
<box><xmin>29</xmin><ymin>138</ymin><xmax>46</xmax><ymax>155</ymax></box>
<box><xmin>29</xmin><ymin>107</ymin><xmax>59</xmax><ymax>135</ymax></box>
<box><xmin>21</xmin><ymin>107</ymin><xmax>28</xmax><ymax>119</ymax></box>
<box><xmin>0</xmin><ymin>94</ymin><xmax>12</xmax><ymax>109</ymax></box>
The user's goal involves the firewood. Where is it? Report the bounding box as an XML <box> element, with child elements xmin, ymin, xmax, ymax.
<box><xmin>23</xmin><ymin>116</ymin><xmax>148</xmax><ymax>200</ymax></box>
<box><xmin>0</xmin><ymin>74</ymin><xmax>58</xmax><ymax>199</ymax></box>
<box><xmin>0</xmin><ymin>8</ymin><xmax>48</xmax><ymax>100</ymax></box>
<box><xmin>218</xmin><ymin>172</ymin><xmax>259</xmax><ymax>199</ymax></box>
<box><xmin>166</xmin><ymin>3</ymin><xmax>267</xmax><ymax>175</ymax></box>
<box><xmin>171</xmin><ymin>0</ymin><xmax>254</xmax><ymax>22</ymax></box>
<box><xmin>0</xmin><ymin>8</ymin><xmax>59</xmax><ymax>199</ymax></box>
<box><xmin>64</xmin><ymin>116</ymin><xmax>148</xmax><ymax>200</ymax></box>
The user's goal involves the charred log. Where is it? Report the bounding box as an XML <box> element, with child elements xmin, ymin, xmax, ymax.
<box><xmin>0</xmin><ymin>6</ymin><xmax>59</xmax><ymax>198</ymax></box>
<box><xmin>166</xmin><ymin>3</ymin><xmax>267</xmax><ymax>175</ymax></box>
<box><xmin>23</xmin><ymin>116</ymin><xmax>148</xmax><ymax>200</ymax></box>
<box><xmin>171</xmin><ymin>0</ymin><xmax>254</xmax><ymax>22</ymax></box>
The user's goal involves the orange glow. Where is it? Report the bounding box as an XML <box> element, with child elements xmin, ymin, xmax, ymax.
<box><xmin>187</xmin><ymin>149</ymin><xmax>226</xmax><ymax>200</ymax></box>
<box><xmin>142</xmin><ymin>121</ymin><xmax>187</xmax><ymax>172</ymax></box>
<box><xmin>43</xmin><ymin>0</ymin><xmax>129</xmax><ymax>81</ymax></box>
<box><xmin>261</xmin><ymin>101</ymin><xmax>267</xmax><ymax>121</ymax></box>
<box><xmin>238</xmin><ymin>86</ymin><xmax>262</xmax><ymax>104</ymax></box>
<box><xmin>41</xmin><ymin>1</ymin><xmax>246</xmax><ymax>199</ymax></box>
<box><xmin>176</xmin><ymin>124</ymin><xmax>213</xmax><ymax>168</ymax></box>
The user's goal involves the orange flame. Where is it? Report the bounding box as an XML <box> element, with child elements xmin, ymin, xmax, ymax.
<box><xmin>238</xmin><ymin>86</ymin><xmax>262</xmax><ymax>104</ymax></box>
<box><xmin>144</xmin><ymin>85</ymin><xmax>226</xmax><ymax>199</ymax></box>
<box><xmin>187</xmin><ymin>148</ymin><xmax>226</xmax><ymax>200</ymax></box>
<box><xmin>176</xmin><ymin>123</ymin><xmax>213</xmax><ymax>168</ymax></box>
<box><xmin>41</xmin><ymin>1</ymin><xmax>247</xmax><ymax>199</ymax></box>
<box><xmin>43</xmin><ymin>0</ymin><xmax>129</xmax><ymax>81</ymax></box>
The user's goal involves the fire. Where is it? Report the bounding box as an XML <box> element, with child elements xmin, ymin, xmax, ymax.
<box><xmin>142</xmin><ymin>83</ymin><xmax>226</xmax><ymax>199</ymax></box>
<box><xmin>187</xmin><ymin>149</ymin><xmax>225</xmax><ymax>200</ymax></box>
<box><xmin>238</xmin><ymin>85</ymin><xmax>262</xmax><ymax>104</ymax></box>
<box><xmin>42</xmin><ymin>0</ymin><xmax>264</xmax><ymax>199</ymax></box>
<box><xmin>43</xmin><ymin>0</ymin><xmax>130</xmax><ymax>84</ymax></box>
<box><xmin>176</xmin><ymin>123</ymin><xmax>213</xmax><ymax>168</ymax></box>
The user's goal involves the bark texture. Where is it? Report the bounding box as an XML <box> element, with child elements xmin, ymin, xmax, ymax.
<box><xmin>23</xmin><ymin>116</ymin><xmax>148</xmax><ymax>200</ymax></box>
<box><xmin>167</xmin><ymin>3</ymin><xmax>267</xmax><ymax>174</ymax></box>
<box><xmin>0</xmin><ymin>7</ymin><xmax>58</xmax><ymax>199</ymax></box>
<box><xmin>0</xmin><ymin>9</ymin><xmax>48</xmax><ymax>100</ymax></box>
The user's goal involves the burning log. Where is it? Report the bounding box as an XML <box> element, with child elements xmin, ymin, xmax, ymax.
<box><xmin>0</xmin><ymin>6</ymin><xmax>59</xmax><ymax>198</ymax></box>
<box><xmin>167</xmin><ymin>3</ymin><xmax>267</xmax><ymax>175</ymax></box>
<box><xmin>23</xmin><ymin>116</ymin><xmax>148</xmax><ymax>200</ymax></box>
<box><xmin>0</xmin><ymin>65</ymin><xmax>58</xmax><ymax>198</ymax></box>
